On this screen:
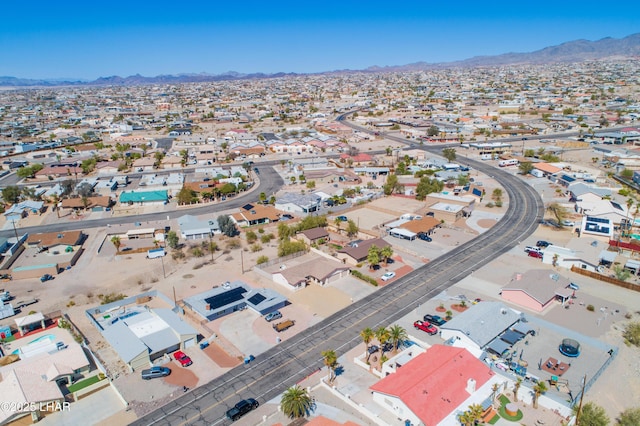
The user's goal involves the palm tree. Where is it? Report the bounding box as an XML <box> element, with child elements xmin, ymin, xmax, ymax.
<box><xmin>375</xmin><ymin>326</ymin><xmax>390</xmax><ymax>356</ymax></box>
<box><xmin>467</xmin><ymin>403</ymin><xmax>484</xmax><ymax>424</ymax></box>
<box><xmin>380</xmin><ymin>246</ymin><xmax>393</xmax><ymax>266</ymax></box>
<box><xmin>387</xmin><ymin>324</ymin><xmax>407</xmax><ymax>354</ymax></box>
<box><xmin>111</xmin><ymin>236</ymin><xmax>121</xmax><ymax>253</ymax></box>
<box><xmin>513</xmin><ymin>377</ymin><xmax>523</xmax><ymax>402</ymax></box>
<box><xmin>321</xmin><ymin>349</ymin><xmax>338</xmax><ymax>385</ymax></box>
<box><xmin>280</xmin><ymin>385</ymin><xmax>313</xmax><ymax>419</ymax></box>
<box><xmin>533</xmin><ymin>381</ymin><xmax>548</xmax><ymax>408</ymax></box>
<box><xmin>360</xmin><ymin>328</ymin><xmax>374</xmax><ymax>361</ymax></box>
<box><xmin>491</xmin><ymin>382</ymin><xmax>500</xmax><ymax>404</ymax></box>
<box><xmin>367</xmin><ymin>246</ymin><xmax>380</xmax><ymax>271</ymax></box>
<box><xmin>458</xmin><ymin>411</ymin><xmax>475</xmax><ymax>426</ymax></box>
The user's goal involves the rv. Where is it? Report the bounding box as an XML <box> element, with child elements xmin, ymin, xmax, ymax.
<box><xmin>499</xmin><ymin>159</ymin><xmax>519</xmax><ymax>167</ymax></box>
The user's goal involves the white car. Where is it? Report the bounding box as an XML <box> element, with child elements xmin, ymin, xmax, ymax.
<box><xmin>561</xmin><ymin>220</ymin><xmax>575</xmax><ymax>227</ymax></box>
<box><xmin>381</xmin><ymin>272</ymin><xmax>396</xmax><ymax>281</ymax></box>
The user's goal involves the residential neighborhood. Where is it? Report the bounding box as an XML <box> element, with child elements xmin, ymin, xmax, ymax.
<box><xmin>0</xmin><ymin>58</ymin><xmax>640</xmax><ymax>426</ymax></box>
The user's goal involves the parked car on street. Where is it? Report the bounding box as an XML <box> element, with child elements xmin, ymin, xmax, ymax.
<box><xmin>381</xmin><ymin>272</ymin><xmax>396</xmax><ymax>281</ymax></box>
<box><xmin>173</xmin><ymin>350</ymin><xmax>192</xmax><ymax>367</ymax></box>
<box><xmin>40</xmin><ymin>274</ymin><xmax>54</xmax><ymax>282</ymax></box>
<box><xmin>226</xmin><ymin>398</ymin><xmax>259</xmax><ymax>421</ymax></box>
<box><xmin>336</xmin><ymin>215</ymin><xmax>348</xmax><ymax>222</ymax></box>
<box><xmin>413</xmin><ymin>320</ymin><xmax>438</xmax><ymax>335</ymax></box>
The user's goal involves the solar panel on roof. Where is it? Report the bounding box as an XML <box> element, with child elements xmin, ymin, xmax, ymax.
<box><xmin>586</xmin><ymin>216</ymin><xmax>608</xmax><ymax>224</ymax></box>
<box><xmin>242</xmin><ymin>203</ymin><xmax>254</xmax><ymax>211</ymax></box>
<box><xmin>247</xmin><ymin>293</ymin><xmax>266</xmax><ymax>305</ymax></box>
<box><xmin>204</xmin><ymin>287</ymin><xmax>247</xmax><ymax>310</ymax></box>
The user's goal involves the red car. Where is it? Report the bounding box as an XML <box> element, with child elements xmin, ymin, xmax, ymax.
<box><xmin>413</xmin><ymin>320</ymin><xmax>438</xmax><ymax>335</ymax></box>
<box><xmin>173</xmin><ymin>350</ymin><xmax>192</xmax><ymax>367</ymax></box>
<box><xmin>528</xmin><ymin>250</ymin><xmax>543</xmax><ymax>259</ymax></box>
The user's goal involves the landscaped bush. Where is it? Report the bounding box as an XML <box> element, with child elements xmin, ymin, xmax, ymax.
<box><xmin>587</xmin><ymin>304</ymin><xmax>595</xmax><ymax>312</ymax></box>
<box><xmin>350</xmin><ymin>270</ymin><xmax>378</xmax><ymax>286</ymax></box>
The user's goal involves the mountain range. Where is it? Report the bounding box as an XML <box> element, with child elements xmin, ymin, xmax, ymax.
<box><xmin>1</xmin><ymin>33</ymin><xmax>639</xmax><ymax>87</ymax></box>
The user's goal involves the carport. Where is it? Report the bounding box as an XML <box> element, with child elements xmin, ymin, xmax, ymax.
<box><xmin>486</xmin><ymin>338</ymin><xmax>511</xmax><ymax>357</ymax></box>
<box><xmin>14</xmin><ymin>312</ymin><xmax>46</xmax><ymax>336</ymax></box>
<box><xmin>513</xmin><ymin>322</ymin><xmax>535</xmax><ymax>336</ymax></box>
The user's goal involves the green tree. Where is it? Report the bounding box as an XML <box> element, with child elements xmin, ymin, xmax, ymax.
<box><xmin>166</xmin><ymin>231</ymin><xmax>179</xmax><ymax>249</ymax></box>
<box><xmin>546</xmin><ymin>202</ymin><xmax>569</xmax><ymax>226</ymax></box>
<box><xmin>367</xmin><ymin>245</ymin><xmax>380</xmax><ymax>270</ymax></box>
<box><xmin>218</xmin><ymin>214</ymin><xmax>239</xmax><ymax>237</ymax></box>
<box><xmin>176</xmin><ymin>187</ymin><xmax>197</xmax><ymax>205</ymax></box>
<box><xmin>442</xmin><ymin>147</ymin><xmax>456</xmax><ymax>162</ymax></box>
<box><xmin>259</xmin><ymin>192</ymin><xmax>267</xmax><ymax>203</ymax></box>
<box><xmin>415</xmin><ymin>176</ymin><xmax>444</xmax><ymax>201</ymax></box>
<box><xmin>278</xmin><ymin>223</ymin><xmax>293</xmax><ymax>240</ymax></box>
<box><xmin>492</xmin><ymin>188</ymin><xmax>503</xmax><ymax>205</ymax></box>
<box><xmin>346</xmin><ymin>219</ymin><xmax>359</xmax><ymax>238</ymax></box>
<box><xmin>533</xmin><ymin>381</ymin><xmax>548</xmax><ymax>408</ymax></box>
<box><xmin>110</xmin><ymin>236</ymin><xmax>121</xmax><ymax>253</ymax></box>
<box><xmin>280</xmin><ymin>385</ymin><xmax>313</xmax><ymax>419</ymax></box>
<box><xmin>620</xmin><ymin>168</ymin><xmax>634</xmax><ymax>179</ymax></box>
<box><xmin>618</xmin><ymin>407</ymin><xmax>640</xmax><ymax>426</ymax></box>
<box><xmin>574</xmin><ymin>402</ymin><xmax>610</xmax><ymax>426</ymax></box>
<box><xmin>387</xmin><ymin>324</ymin><xmax>407</xmax><ymax>354</ymax></box>
<box><xmin>277</xmin><ymin>240</ymin><xmax>307</xmax><ymax>257</ymax></box>
<box><xmin>375</xmin><ymin>326</ymin><xmax>390</xmax><ymax>356</ymax></box>
<box><xmin>1</xmin><ymin>186</ymin><xmax>22</xmax><ymax>204</ymax></box>
<box><xmin>383</xmin><ymin>174</ymin><xmax>403</xmax><ymax>195</ymax></box>
<box><xmin>427</xmin><ymin>125</ymin><xmax>439</xmax><ymax>136</ymax></box>
<box><xmin>613</xmin><ymin>265</ymin><xmax>632</xmax><ymax>282</ymax></box>
<box><xmin>519</xmin><ymin>161</ymin><xmax>534</xmax><ymax>175</ymax></box>
<box><xmin>380</xmin><ymin>246</ymin><xmax>394</xmax><ymax>266</ymax></box>
<box><xmin>321</xmin><ymin>349</ymin><xmax>338</xmax><ymax>385</ymax></box>
<box><xmin>360</xmin><ymin>327</ymin><xmax>374</xmax><ymax>362</ymax></box>
<box><xmin>306</xmin><ymin>180</ymin><xmax>316</xmax><ymax>189</ymax></box>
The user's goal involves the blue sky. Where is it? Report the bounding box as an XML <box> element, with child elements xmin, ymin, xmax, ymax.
<box><xmin>2</xmin><ymin>0</ymin><xmax>638</xmax><ymax>80</ymax></box>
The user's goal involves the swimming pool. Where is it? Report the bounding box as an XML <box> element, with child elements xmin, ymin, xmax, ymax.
<box><xmin>10</xmin><ymin>334</ymin><xmax>56</xmax><ymax>355</ymax></box>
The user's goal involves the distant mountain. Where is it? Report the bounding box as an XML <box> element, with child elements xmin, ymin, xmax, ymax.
<box><xmin>364</xmin><ymin>33</ymin><xmax>640</xmax><ymax>72</ymax></box>
<box><xmin>2</xmin><ymin>33</ymin><xmax>639</xmax><ymax>87</ymax></box>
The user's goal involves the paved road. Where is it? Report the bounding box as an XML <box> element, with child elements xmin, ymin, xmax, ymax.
<box><xmin>0</xmin><ymin>166</ymin><xmax>284</xmax><ymax>238</ymax></box>
<box><xmin>132</xmin><ymin>123</ymin><xmax>544</xmax><ymax>426</ymax></box>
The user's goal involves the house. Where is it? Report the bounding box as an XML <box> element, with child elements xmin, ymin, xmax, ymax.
<box><xmin>297</xmin><ymin>227</ymin><xmax>329</xmax><ymax>245</ymax></box>
<box><xmin>541</xmin><ymin>244</ymin><xmax>599</xmax><ymax>272</ymax></box>
<box><xmin>86</xmin><ymin>292</ymin><xmax>198</xmax><ymax>371</ymax></box>
<box><xmin>177</xmin><ymin>215</ymin><xmax>220</xmax><ymax>240</ymax></box>
<box><xmin>60</xmin><ymin>196</ymin><xmax>112</xmax><ymax>211</ymax></box>
<box><xmin>574</xmin><ymin>197</ymin><xmax>628</xmax><ymax>224</ymax></box>
<box><xmin>500</xmin><ymin>270</ymin><xmax>573</xmax><ymax>312</ymax></box>
<box><xmin>132</xmin><ymin>157</ymin><xmax>155</xmax><ymax>171</ymax></box>
<box><xmin>3</xmin><ymin>201</ymin><xmax>44</xmax><ymax>222</ymax></box>
<box><xmin>0</xmin><ymin>343</ymin><xmax>90</xmax><ymax>425</ymax></box>
<box><xmin>231</xmin><ymin>203</ymin><xmax>281</xmax><ymax>227</ymax></box>
<box><xmin>271</xmin><ymin>257</ymin><xmax>350</xmax><ymax>290</ymax></box>
<box><xmin>399</xmin><ymin>216</ymin><xmax>441</xmax><ymax>235</ymax></box>
<box><xmin>275</xmin><ymin>192</ymin><xmax>321</xmax><ymax>214</ymax></box>
<box><xmin>119</xmin><ymin>190</ymin><xmax>168</xmax><ymax>205</ymax></box>
<box><xmin>183</xmin><ymin>281</ymin><xmax>287</xmax><ymax>321</ymax></box>
<box><xmin>336</xmin><ymin>238</ymin><xmax>390</xmax><ymax>265</ymax></box>
<box><xmin>370</xmin><ymin>345</ymin><xmax>496</xmax><ymax>426</ymax></box>
<box><xmin>439</xmin><ymin>302</ymin><xmax>521</xmax><ymax>357</ymax></box>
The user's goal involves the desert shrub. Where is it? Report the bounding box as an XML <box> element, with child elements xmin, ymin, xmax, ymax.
<box><xmin>257</xmin><ymin>255</ymin><xmax>269</xmax><ymax>265</ymax></box>
<box><xmin>250</xmin><ymin>243</ymin><xmax>263</xmax><ymax>252</ymax></box>
<box><xmin>587</xmin><ymin>304</ymin><xmax>595</xmax><ymax>312</ymax></box>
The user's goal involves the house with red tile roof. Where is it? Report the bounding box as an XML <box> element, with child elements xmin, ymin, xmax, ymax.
<box><xmin>370</xmin><ymin>345</ymin><xmax>495</xmax><ymax>426</ymax></box>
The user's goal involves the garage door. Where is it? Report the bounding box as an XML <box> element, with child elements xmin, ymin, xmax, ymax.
<box><xmin>183</xmin><ymin>338</ymin><xmax>196</xmax><ymax>349</ymax></box>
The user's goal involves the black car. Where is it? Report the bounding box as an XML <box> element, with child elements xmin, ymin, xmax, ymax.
<box><xmin>226</xmin><ymin>398</ymin><xmax>259</xmax><ymax>421</ymax></box>
<box><xmin>417</xmin><ymin>232</ymin><xmax>432</xmax><ymax>242</ymax></box>
<box><xmin>536</xmin><ymin>240</ymin><xmax>551</xmax><ymax>248</ymax></box>
<box><xmin>423</xmin><ymin>314</ymin><xmax>446</xmax><ymax>326</ymax></box>
<box><xmin>367</xmin><ymin>345</ymin><xmax>379</xmax><ymax>355</ymax></box>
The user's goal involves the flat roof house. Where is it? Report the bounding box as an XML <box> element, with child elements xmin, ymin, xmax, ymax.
<box><xmin>178</xmin><ymin>214</ymin><xmax>221</xmax><ymax>240</ymax></box>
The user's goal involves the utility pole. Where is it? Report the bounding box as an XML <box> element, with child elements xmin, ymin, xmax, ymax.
<box><xmin>575</xmin><ymin>374</ymin><xmax>587</xmax><ymax>425</ymax></box>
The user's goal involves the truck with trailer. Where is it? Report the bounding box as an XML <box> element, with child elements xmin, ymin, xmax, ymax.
<box><xmin>272</xmin><ymin>319</ymin><xmax>295</xmax><ymax>332</ymax></box>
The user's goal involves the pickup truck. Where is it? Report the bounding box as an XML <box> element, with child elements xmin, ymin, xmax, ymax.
<box><xmin>14</xmin><ymin>298</ymin><xmax>38</xmax><ymax>309</ymax></box>
<box><xmin>272</xmin><ymin>319</ymin><xmax>295</xmax><ymax>332</ymax></box>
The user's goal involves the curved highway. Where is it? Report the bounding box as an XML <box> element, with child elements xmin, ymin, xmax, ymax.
<box><xmin>133</xmin><ymin>116</ymin><xmax>544</xmax><ymax>425</ymax></box>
